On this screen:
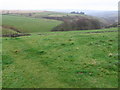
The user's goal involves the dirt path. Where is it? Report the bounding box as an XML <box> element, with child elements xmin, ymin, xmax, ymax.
<box><xmin>1</xmin><ymin>25</ymin><xmax>31</xmax><ymax>37</ymax></box>
<box><xmin>2</xmin><ymin>33</ymin><xmax>31</xmax><ymax>37</ymax></box>
<box><xmin>78</xmin><ymin>30</ymin><xmax>118</xmax><ymax>34</ymax></box>
<box><xmin>1</xmin><ymin>28</ymin><xmax>118</xmax><ymax>37</ymax></box>
<box><xmin>38</xmin><ymin>30</ymin><xmax>118</xmax><ymax>36</ymax></box>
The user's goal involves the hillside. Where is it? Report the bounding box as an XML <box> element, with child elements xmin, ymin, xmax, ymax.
<box><xmin>51</xmin><ymin>16</ymin><xmax>107</xmax><ymax>31</ymax></box>
<box><xmin>21</xmin><ymin>11</ymin><xmax>112</xmax><ymax>31</ymax></box>
<box><xmin>43</xmin><ymin>10</ymin><xmax>118</xmax><ymax>26</ymax></box>
<box><xmin>2</xmin><ymin>11</ymin><xmax>110</xmax><ymax>33</ymax></box>
<box><xmin>2</xmin><ymin>15</ymin><xmax>62</xmax><ymax>34</ymax></box>
<box><xmin>1</xmin><ymin>11</ymin><xmax>118</xmax><ymax>88</ymax></box>
<box><xmin>2</xmin><ymin>28</ymin><xmax>118</xmax><ymax>88</ymax></box>
<box><xmin>86</xmin><ymin>11</ymin><xmax>118</xmax><ymax>24</ymax></box>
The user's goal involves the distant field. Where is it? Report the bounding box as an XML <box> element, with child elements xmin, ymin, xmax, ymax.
<box><xmin>1</xmin><ymin>10</ymin><xmax>45</xmax><ymax>14</ymax></box>
<box><xmin>27</xmin><ymin>12</ymin><xmax>109</xmax><ymax>31</ymax></box>
<box><xmin>1</xmin><ymin>12</ymin><xmax>110</xmax><ymax>34</ymax></box>
<box><xmin>2</xmin><ymin>15</ymin><xmax>62</xmax><ymax>33</ymax></box>
<box><xmin>2</xmin><ymin>28</ymin><xmax>118</xmax><ymax>88</ymax></box>
<box><xmin>29</xmin><ymin>11</ymin><xmax>85</xmax><ymax>18</ymax></box>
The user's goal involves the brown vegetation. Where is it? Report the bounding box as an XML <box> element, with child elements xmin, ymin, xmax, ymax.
<box><xmin>0</xmin><ymin>10</ymin><xmax>45</xmax><ymax>14</ymax></box>
<box><xmin>2</xmin><ymin>33</ymin><xmax>31</xmax><ymax>37</ymax></box>
<box><xmin>2</xmin><ymin>25</ymin><xmax>21</xmax><ymax>33</ymax></box>
<box><xmin>50</xmin><ymin>16</ymin><xmax>106</xmax><ymax>31</ymax></box>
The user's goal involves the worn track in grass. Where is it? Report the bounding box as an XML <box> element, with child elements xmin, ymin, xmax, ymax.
<box><xmin>1</xmin><ymin>29</ymin><xmax>118</xmax><ymax>37</ymax></box>
<box><xmin>38</xmin><ymin>30</ymin><xmax>118</xmax><ymax>36</ymax></box>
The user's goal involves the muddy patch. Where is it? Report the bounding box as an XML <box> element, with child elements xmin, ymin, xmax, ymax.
<box><xmin>79</xmin><ymin>30</ymin><xmax>118</xmax><ymax>34</ymax></box>
<box><xmin>2</xmin><ymin>25</ymin><xmax>22</xmax><ymax>33</ymax></box>
<box><xmin>52</xmin><ymin>30</ymin><xmax>118</xmax><ymax>33</ymax></box>
<box><xmin>1</xmin><ymin>25</ymin><xmax>31</xmax><ymax>37</ymax></box>
<box><xmin>2</xmin><ymin>33</ymin><xmax>31</xmax><ymax>37</ymax></box>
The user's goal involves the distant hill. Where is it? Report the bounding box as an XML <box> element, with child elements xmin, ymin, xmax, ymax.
<box><xmin>1</xmin><ymin>10</ymin><xmax>117</xmax><ymax>32</ymax></box>
<box><xmin>19</xmin><ymin>11</ymin><xmax>107</xmax><ymax>31</ymax></box>
<box><xmin>85</xmin><ymin>10</ymin><xmax>118</xmax><ymax>25</ymax></box>
<box><xmin>46</xmin><ymin>9</ymin><xmax>118</xmax><ymax>25</ymax></box>
<box><xmin>0</xmin><ymin>10</ymin><xmax>46</xmax><ymax>14</ymax></box>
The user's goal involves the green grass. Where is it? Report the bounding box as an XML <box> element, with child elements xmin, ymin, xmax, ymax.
<box><xmin>2</xmin><ymin>28</ymin><xmax>118</xmax><ymax>88</ymax></box>
<box><xmin>2</xmin><ymin>15</ymin><xmax>62</xmax><ymax>33</ymax></box>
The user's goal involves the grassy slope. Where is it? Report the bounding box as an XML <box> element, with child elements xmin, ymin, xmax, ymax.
<box><xmin>2</xmin><ymin>15</ymin><xmax>62</xmax><ymax>33</ymax></box>
<box><xmin>2</xmin><ymin>28</ymin><xmax>19</xmax><ymax>35</ymax></box>
<box><xmin>2</xmin><ymin>28</ymin><xmax>118</xmax><ymax>88</ymax></box>
<box><xmin>1</xmin><ymin>13</ymin><xmax>111</xmax><ymax>35</ymax></box>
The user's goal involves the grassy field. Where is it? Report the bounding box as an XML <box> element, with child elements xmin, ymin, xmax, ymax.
<box><xmin>2</xmin><ymin>28</ymin><xmax>118</xmax><ymax>88</ymax></box>
<box><xmin>2</xmin><ymin>15</ymin><xmax>62</xmax><ymax>33</ymax></box>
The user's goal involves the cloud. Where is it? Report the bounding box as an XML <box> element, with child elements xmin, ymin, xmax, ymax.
<box><xmin>0</xmin><ymin>0</ymin><xmax>118</xmax><ymax>10</ymax></box>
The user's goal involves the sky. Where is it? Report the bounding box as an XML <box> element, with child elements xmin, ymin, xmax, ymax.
<box><xmin>0</xmin><ymin>0</ymin><xmax>119</xmax><ymax>11</ymax></box>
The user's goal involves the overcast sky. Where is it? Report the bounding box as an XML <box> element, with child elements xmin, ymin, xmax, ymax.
<box><xmin>0</xmin><ymin>0</ymin><xmax>119</xmax><ymax>11</ymax></box>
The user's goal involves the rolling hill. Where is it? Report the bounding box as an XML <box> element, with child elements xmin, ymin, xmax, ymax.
<box><xmin>1</xmin><ymin>11</ymin><xmax>118</xmax><ymax>88</ymax></box>
<box><xmin>2</xmin><ymin>15</ymin><xmax>62</xmax><ymax>34</ymax></box>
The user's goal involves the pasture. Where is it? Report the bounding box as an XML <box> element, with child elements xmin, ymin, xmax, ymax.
<box><xmin>2</xmin><ymin>15</ymin><xmax>62</xmax><ymax>33</ymax></box>
<box><xmin>2</xmin><ymin>28</ymin><xmax>118</xmax><ymax>88</ymax></box>
<box><xmin>1</xmin><ymin>12</ymin><xmax>118</xmax><ymax>88</ymax></box>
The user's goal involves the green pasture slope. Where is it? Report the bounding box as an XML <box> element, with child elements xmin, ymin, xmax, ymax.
<box><xmin>2</xmin><ymin>15</ymin><xmax>62</xmax><ymax>33</ymax></box>
<box><xmin>2</xmin><ymin>28</ymin><xmax>118</xmax><ymax>88</ymax></box>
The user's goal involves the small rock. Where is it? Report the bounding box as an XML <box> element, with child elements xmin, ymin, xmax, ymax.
<box><xmin>108</xmin><ymin>53</ymin><xmax>113</xmax><ymax>57</ymax></box>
